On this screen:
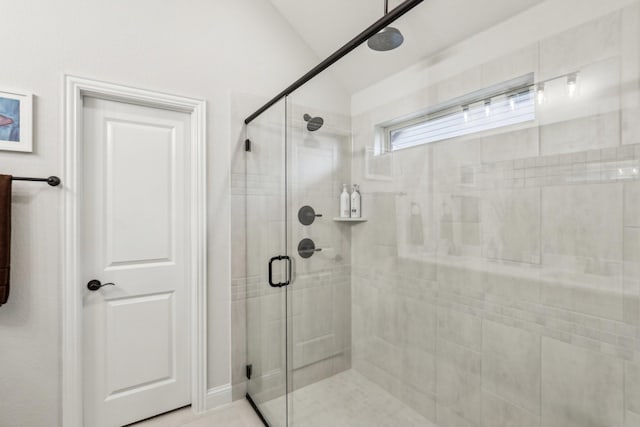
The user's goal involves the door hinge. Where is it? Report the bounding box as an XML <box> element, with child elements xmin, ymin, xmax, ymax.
<box><xmin>245</xmin><ymin>139</ymin><xmax>252</xmax><ymax>152</ymax></box>
<box><xmin>246</xmin><ymin>364</ymin><xmax>253</xmax><ymax>380</ymax></box>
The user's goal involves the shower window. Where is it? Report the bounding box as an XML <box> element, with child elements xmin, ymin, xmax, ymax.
<box><xmin>384</xmin><ymin>73</ymin><xmax>536</xmax><ymax>151</ymax></box>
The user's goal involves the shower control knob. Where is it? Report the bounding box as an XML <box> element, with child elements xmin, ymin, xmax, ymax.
<box><xmin>87</xmin><ymin>279</ymin><xmax>116</xmax><ymax>291</ymax></box>
<box><xmin>298</xmin><ymin>205</ymin><xmax>322</xmax><ymax>226</ymax></box>
<box><xmin>298</xmin><ymin>238</ymin><xmax>322</xmax><ymax>259</ymax></box>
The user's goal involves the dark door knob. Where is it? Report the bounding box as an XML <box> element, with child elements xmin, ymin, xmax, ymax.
<box><xmin>87</xmin><ymin>279</ymin><xmax>116</xmax><ymax>291</ymax></box>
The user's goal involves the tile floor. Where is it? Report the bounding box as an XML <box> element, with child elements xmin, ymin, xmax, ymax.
<box><xmin>133</xmin><ymin>370</ymin><xmax>437</xmax><ymax>427</ymax></box>
<box><xmin>130</xmin><ymin>400</ymin><xmax>264</xmax><ymax>427</ymax></box>
<box><xmin>261</xmin><ymin>370</ymin><xmax>437</xmax><ymax>427</ymax></box>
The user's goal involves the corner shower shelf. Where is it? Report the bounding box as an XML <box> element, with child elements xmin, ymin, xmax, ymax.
<box><xmin>333</xmin><ymin>217</ymin><xmax>368</xmax><ymax>223</ymax></box>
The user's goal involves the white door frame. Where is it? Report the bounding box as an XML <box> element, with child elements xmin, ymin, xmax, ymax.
<box><xmin>61</xmin><ymin>75</ymin><xmax>208</xmax><ymax>427</ymax></box>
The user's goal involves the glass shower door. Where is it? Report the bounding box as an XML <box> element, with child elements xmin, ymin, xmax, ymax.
<box><xmin>244</xmin><ymin>98</ymin><xmax>289</xmax><ymax>427</ymax></box>
<box><xmin>285</xmin><ymin>89</ymin><xmax>354</xmax><ymax>427</ymax></box>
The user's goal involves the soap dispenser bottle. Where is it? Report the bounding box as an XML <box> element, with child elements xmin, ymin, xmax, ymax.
<box><xmin>351</xmin><ymin>184</ymin><xmax>361</xmax><ymax>218</ymax></box>
<box><xmin>340</xmin><ymin>184</ymin><xmax>350</xmax><ymax>218</ymax></box>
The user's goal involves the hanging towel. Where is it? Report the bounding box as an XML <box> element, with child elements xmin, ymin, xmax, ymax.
<box><xmin>0</xmin><ymin>175</ymin><xmax>11</xmax><ymax>306</ymax></box>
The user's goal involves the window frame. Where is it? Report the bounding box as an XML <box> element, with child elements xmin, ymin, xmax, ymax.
<box><xmin>381</xmin><ymin>73</ymin><xmax>536</xmax><ymax>153</ymax></box>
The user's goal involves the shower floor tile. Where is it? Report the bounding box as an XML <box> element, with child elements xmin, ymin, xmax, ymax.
<box><xmin>260</xmin><ymin>370</ymin><xmax>438</xmax><ymax>427</ymax></box>
<box><xmin>129</xmin><ymin>400</ymin><xmax>264</xmax><ymax>427</ymax></box>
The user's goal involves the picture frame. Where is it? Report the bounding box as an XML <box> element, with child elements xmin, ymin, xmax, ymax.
<box><xmin>0</xmin><ymin>90</ymin><xmax>33</xmax><ymax>152</ymax></box>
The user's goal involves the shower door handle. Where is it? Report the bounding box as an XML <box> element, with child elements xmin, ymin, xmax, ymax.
<box><xmin>268</xmin><ymin>255</ymin><xmax>291</xmax><ymax>288</ymax></box>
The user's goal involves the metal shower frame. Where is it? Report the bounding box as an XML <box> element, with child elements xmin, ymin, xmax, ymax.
<box><xmin>244</xmin><ymin>0</ymin><xmax>424</xmax><ymax>125</ymax></box>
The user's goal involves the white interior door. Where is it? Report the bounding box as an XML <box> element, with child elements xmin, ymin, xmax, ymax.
<box><xmin>81</xmin><ymin>96</ymin><xmax>191</xmax><ymax>427</ymax></box>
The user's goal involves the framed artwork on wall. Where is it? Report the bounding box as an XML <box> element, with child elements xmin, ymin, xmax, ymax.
<box><xmin>0</xmin><ymin>90</ymin><xmax>32</xmax><ymax>152</ymax></box>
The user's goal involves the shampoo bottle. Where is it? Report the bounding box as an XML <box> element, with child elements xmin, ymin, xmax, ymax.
<box><xmin>350</xmin><ymin>184</ymin><xmax>361</xmax><ymax>218</ymax></box>
<box><xmin>340</xmin><ymin>184</ymin><xmax>350</xmax><ymax>218</ymax></box>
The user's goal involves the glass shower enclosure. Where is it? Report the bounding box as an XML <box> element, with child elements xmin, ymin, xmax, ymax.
<box><xmin>238</xmin><ymin>0</ymin><xmax>640</xmax><ymax>426</ymax></box>
<box><xmin>243</xmin><ymin>98</ymin><xmax>289</xmax><ymax>427</ymax></box>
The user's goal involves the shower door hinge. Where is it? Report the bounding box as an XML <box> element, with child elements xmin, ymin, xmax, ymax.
<box><xmin>245</xmin><ymin>139</ymin><xmax>252</xmax><ymax>152</ymax></box>
<box><xmin>246</xmin><ymin>364</ymin><xmax>253</xmax><ymax>380</ymax></box>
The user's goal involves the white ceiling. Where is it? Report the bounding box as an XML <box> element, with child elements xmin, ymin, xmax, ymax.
<box><xmin>268</xmin><ymin>0</ymin><xmax>545</xmax><ymax>94</ymax></box>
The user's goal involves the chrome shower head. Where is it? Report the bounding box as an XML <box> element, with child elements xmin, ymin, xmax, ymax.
<box><xmin>303</xmin><ymin>113</ymin><xmax>324</xmax><ymax>132</ymax></box>
<box><xmin>367</xmin><ymin>0</ymin><xmax>405</xmax><ymax>52</ymax></box>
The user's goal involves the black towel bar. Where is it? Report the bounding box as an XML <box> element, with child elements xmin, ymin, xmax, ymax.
<box><xmin>12</xmin><ymin>176</ymin><xmax>61</xmax><ymax>187</ymax></box>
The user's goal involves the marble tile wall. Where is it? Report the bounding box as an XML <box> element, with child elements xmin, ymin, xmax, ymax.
<box><xmin>287</xmin><ymin>103</ymin><xmax>353</xmax><ymax>392</ymax></box>
<box><xmin>351</xmin><ymin>4</ymin><xmax>640</xmax><ymax>427</ymax></box>
<box><xmin>232</xmin><ymin>3</ymin><xmax>640</xmax><ymax>426</ymax></box>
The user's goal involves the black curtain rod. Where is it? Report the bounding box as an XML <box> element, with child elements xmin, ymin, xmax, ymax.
<box><xmin>12</xmin><ymin>176</ymin><xmax>61</xmax><ymax>187</ymax></box>
<box><xmin>244</xmin><ymin>0</ymin><xmax>424</xmax><ymax>125</ymax></box>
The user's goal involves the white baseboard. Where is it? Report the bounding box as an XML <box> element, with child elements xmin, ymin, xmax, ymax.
<box><xmin>232</xmin><ymin>380</ymin><xmax>247</xmax><ymax>401</ymax></box>
<box><xmin>206</xmin><ymin>384</ymin><xmax>232</xmax><ymax>410</ymax></box>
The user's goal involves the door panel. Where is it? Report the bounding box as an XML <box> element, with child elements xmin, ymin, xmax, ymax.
<box><xmin>105</xmin><ymin>292</ymin><xmax>175</xmax><ymax>397</ymax></box>
<box><xmin>105</xmin><ymin>120</ymin><xmax>174</xmax><ymax>265</ymax></box>
<box><xmin>82</xmin><ymin>97</ymin><xmax>191</xmax><ymax>427</ymax></box>
<box><xmin>245</xmin><ymin>98</ymin><xmax>289</xmax><ymax>427</ymax></box>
